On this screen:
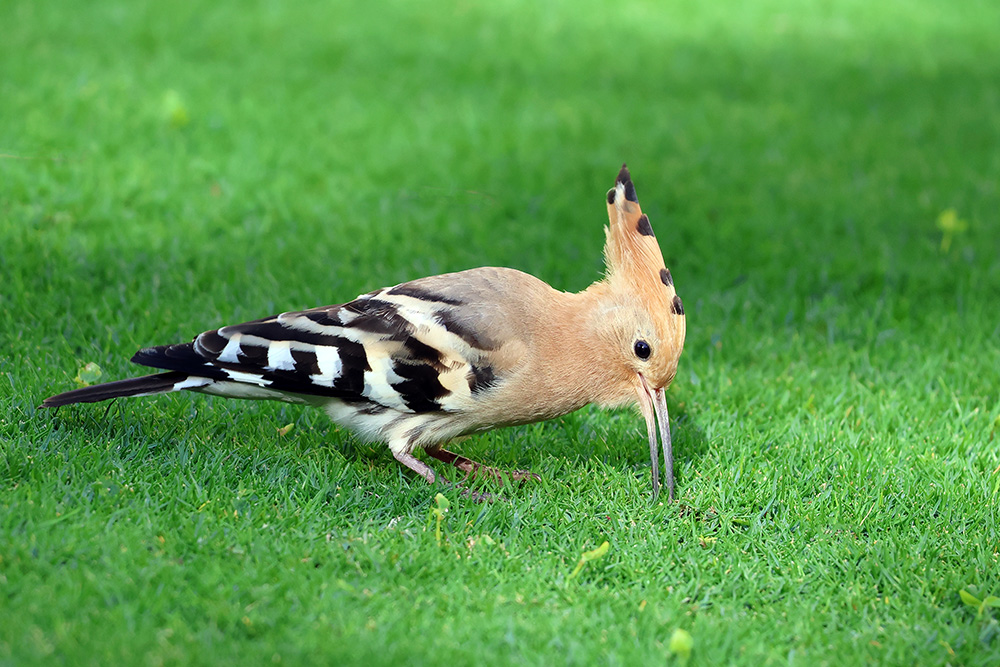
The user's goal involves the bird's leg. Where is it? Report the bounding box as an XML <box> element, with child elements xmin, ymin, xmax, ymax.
<box><xmin>392</xmin><ymin>450</ymin><xmax>437</xmax><ymax>484</ymax></box>
<box><xmin>425</xmin><ymin>446</ymin><xmax>540</xmax><ymax>485</ymax></box>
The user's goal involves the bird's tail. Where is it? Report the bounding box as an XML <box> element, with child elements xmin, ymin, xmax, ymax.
<box><xmin>40</xmin><ymin>372</ymin><xmax>209</xmax><ymax>408</ymax></box>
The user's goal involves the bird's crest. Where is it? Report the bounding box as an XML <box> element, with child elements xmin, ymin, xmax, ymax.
<box><xmin>603</xmin><ymin>164</ymin><xmax>684</xmax><ymax>322</ymax></box>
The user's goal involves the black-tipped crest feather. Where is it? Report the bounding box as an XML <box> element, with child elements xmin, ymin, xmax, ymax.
<box><xmin>616</xmin><ymin>164</ymin><xmax>638</xmax><ymax>202</ymax></box>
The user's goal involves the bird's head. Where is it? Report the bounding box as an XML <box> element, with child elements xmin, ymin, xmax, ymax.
<box><xmin>599</xmin><ymin>164</ymin><xmax>686</xmax><ymax>500</ymax></box>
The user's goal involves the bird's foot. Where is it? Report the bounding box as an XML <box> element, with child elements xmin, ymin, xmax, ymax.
<box><xmin>425</xmin><ymin>446</ymin><xmax>540</xmax><ymax>486</ymax></box>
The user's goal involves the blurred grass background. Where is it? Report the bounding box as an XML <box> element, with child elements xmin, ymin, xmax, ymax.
<box><xmin>2</xmin><ymin>0</ymin><xmax>999</xmax><ymax>664</ymax></box>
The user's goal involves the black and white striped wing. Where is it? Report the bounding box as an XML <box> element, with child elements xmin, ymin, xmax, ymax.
<box><xmin>131</xmin><ymin>285</ymin><xmax>498</xmax><ymax>414</ymax></box>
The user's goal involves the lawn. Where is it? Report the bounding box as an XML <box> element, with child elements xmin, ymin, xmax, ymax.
<box><xmin>2</xmin><ymin>0</ymin><xmax>999</xmax><ymax>664</ymax></box>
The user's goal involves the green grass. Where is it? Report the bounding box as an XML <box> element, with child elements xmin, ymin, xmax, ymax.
<box><xmin>2</xmin><ymin>0</ymin><xmax>999</xmax><ymax>664</ymax></box>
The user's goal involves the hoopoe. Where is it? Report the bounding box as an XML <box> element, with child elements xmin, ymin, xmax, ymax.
<box><xmin>42</xmin><ymin>166</ymin><xmax>686</xmax><ymax>499</ymax></box>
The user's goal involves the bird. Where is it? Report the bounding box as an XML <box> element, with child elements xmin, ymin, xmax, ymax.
<box><xmin>42</xmin><ymin>165</ymin><xmax>687</xmax><ymax>499</ymax></box>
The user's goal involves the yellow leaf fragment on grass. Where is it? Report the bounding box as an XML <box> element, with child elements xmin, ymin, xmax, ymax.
<box><xmin>163</xmin><ymin>89</ymin><xmax>190</xmax><ymax>128</ymax></box>
<box><xmin>334</xmin><ymin>579</ymin><xmax>356</xmax><ymax>593</ymax></box>
<box><xmin>277</xmin><ymin>423</ymin><xmax>295</xmax><ymax>436</ymax></box>
<box><xmin>669</xmin><ymin>628</ymin><xmax>693</xmax><ymax>661</ymax></box>
<box><xmin>567</xmin><ymin>540</ymin><xmax>610</xmax><ymax>581</ymax></box>
<box><xmin>466</xmin><ymin>533</ymin><xmax>497</xmax><ymax>550</ymax></box>
<box><xmin>960</xmin><ymin>589</ymin><xmax>981</xmax><ymax>607</ymax></box>
<box><xmin>936</xmin><ymin>208</ymin><xmax>968</xmax><ymax>252</ymax></box>
<box><xmin>435</xmin><ymin>493</ymin><xmax>450</xmax><ymax>511</ymax></box>
<box><xmin>74</xmin><ymin>362</ymin><xmax>103</xmax><ymax>387</ymax></box>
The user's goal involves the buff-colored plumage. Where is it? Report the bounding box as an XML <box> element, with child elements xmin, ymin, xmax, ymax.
<box><xmin>42</xmin><ymin>166</ymin><xmax>687</xmax><ymax>499</ymax></box>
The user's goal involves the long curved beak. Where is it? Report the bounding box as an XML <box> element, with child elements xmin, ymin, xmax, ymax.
<box><xmin>636</xmin><ymin>375</ymin><xmax>674</xmax><ymax>501</ymax></box>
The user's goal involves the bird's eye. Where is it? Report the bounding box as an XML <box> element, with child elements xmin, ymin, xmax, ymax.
<box><xmin>634</xmin><ymin>340</ymin><xmax>651</xmax><ymax>359</ymax></box>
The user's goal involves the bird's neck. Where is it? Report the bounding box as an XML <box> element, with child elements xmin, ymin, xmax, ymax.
<box><xmin>523</xmin><ymin>280</ymin><xmax>634</xmax><ymax>415</ymax></box>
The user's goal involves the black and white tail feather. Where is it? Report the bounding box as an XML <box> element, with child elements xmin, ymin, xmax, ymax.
<box><xmin>41</xmin><ymin>371</ymin><xmax>204</xmax><ymax>407</ymax></box>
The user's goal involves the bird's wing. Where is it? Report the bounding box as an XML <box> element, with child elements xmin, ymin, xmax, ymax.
<box><xmin>130</xmin><ymin>268</ymin><xmax>533</xmax><ymax>414</ymax></box>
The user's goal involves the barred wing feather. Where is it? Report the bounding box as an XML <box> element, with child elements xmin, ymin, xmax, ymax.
<box><xmin>131</xmin><ymin>280</ymin><xmax>502</xmax><ymax>414</ymax></box>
